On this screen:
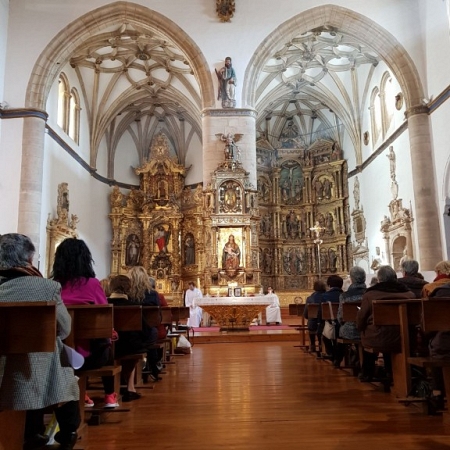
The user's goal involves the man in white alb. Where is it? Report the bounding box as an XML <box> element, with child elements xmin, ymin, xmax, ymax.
<box><xmin>185</xmin><ymin>282</ymin><xmax>203</xmax><ymax>327</ymax></box>
<box><xmin>265</xmin><ymin>286</ymin><xmax>282</xmax><ymax>325</ymax></box>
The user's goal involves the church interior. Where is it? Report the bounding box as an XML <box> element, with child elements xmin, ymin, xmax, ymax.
<box><xmin>1</xmin><ymin>1</ymin><xmax>450</xmax><ymax>448</ymax></box>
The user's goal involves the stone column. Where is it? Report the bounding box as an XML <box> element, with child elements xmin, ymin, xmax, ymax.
<box><xmin>202</xmin><ymin>108</ymin><xmax>257</xmax><ymax>187</ymax></box>
<box><xmin>18</xmin><ymin>115</ymin><xmax>47</xmax><ymax>258</ymax></box>
<box><xmin>406</xmin><ymin>107</ymin><xmax>443</xmax><ymax>270</ymax></box>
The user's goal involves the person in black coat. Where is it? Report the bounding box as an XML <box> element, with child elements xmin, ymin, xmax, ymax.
<box><xmin>304</xmin><ymin>280</ymin><xmax>326</xmax><ymax>353</ymax></box>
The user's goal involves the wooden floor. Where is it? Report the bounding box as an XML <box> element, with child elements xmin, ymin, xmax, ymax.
<box><xmin>84</xmin><ymin>341</ymin><xmax>450</xmax><ymax>450</ymax></box>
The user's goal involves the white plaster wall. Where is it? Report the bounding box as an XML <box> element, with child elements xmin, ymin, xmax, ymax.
<box><xmin>0</xmin><ymin>0</ymin><xmax>8</xmax><ymax>106</ymax></box>
<box><xmin>358</xmin><ymin>130</ymin><xmax>414</xmax><ymax>270</ymax></box>
<box><xmin>421</xmin><ymin>0</ymin><xmax>450</xmax><ymax>100</ymax></box>
<box><xmin>429</xmin><ymin>101</ymin><xmax>450</xmax><ymax>259</ymax></box>
<box><xmin>41</xmin><ymin>135</ymin><xmax>112</xmax><ymax>279</ymax></box>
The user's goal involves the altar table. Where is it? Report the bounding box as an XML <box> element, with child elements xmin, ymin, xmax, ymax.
<box><xmin>194</xmin><ymin>296</ymin><xmax>273</xmax><ymax>331</ymax></box>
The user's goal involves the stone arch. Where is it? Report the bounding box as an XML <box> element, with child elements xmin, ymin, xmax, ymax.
<box><xmin>242</xmin><ymin>5</ymin><xmax>424</xmax><ymax>110</ymax></box>
<box><xmin>25</xmin><ymin>1</ymin><xmax>215</xmax><ymax>110</ymax></box>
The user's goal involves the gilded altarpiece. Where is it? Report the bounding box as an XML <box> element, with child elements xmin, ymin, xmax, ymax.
<box><xmin>109</xmin><ymin>133</ymin><xmax>186</xmax><ymax>302</ymax></box>
<box><xmin>256</xmin><ymin>138</ymin><xmax>350</xmax><ymax>303</ymax></box>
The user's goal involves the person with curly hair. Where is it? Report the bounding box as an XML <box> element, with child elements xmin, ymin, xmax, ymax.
<box><xmin>52</xmin><ymin>238</ymin><xmax>119</xmax><ymax>409</ymax></box>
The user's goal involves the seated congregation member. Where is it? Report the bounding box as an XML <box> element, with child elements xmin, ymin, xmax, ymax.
<box><xmin>128</xmin><ymin>266</ymin><xmax>161</xmax><ymax>381</ymax></box>
<box><xmin>356</xmin><ymin>265</ymin><xmax>415</xmax><ymax>381</ymax></box>
<box><xmin>397</xmin><ymin>259</ymin><xmax>428</xmax><ymax>298</ymax></box>
<box><xmin>0</xmin><ymin>233</ymin><xmax>80</xmax><ymax>450</ymax></box>
<box><xmin>335</xmin><ymin>267</ymin><xmax>367</xmax><ymax>368</ymax></box>
<box><xmin>321</xmin><ymin>275</ymin><xmax>344</xmax><ymax>361</ymax></box>
<box><xmin>265</xmin><ymin>286</ymin><xmax>282</xmax><ymax>325</ymax></box>
<box><xmin>303</xmin><ymin>280</ymin><xmax>326</xmax><ymax>353</ymax></box>
<box><xmin>422</xmin><ymin>260</ymin><xmax>450</xmax><ymax>298</ymax></box>
<box><xmin>185</xmin><ymin>281</ymin><xmax>203</xmax><ymax>327</ymax></box>
<box><xmin>107</xmin><ymin>274</ymin><xmax>151</xmax><ymax>401</ymax></box>
<box><xmin>52</xmin><ymin>238</ymin><xmax>119</xmax><ymax>408</ymax></box>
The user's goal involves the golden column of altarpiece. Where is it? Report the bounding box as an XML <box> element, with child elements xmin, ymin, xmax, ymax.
<box><xmin>109</xmin><ymin>132</ymin><xmax>350</xmax><ymax>305</ymax></box>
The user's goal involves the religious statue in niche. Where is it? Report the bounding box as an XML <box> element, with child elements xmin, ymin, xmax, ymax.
<box><xmin>184</xmin><ymin>233</ymin><xmax>195</xmax><ymax>266</ymax></box>
<box><xmin>314</xmin><ymin>178</ymin><xmax>324</xmax><ymax>201</ymax></box>
<box><xmin>126</xmin><ymin>234</ymin><xmax>141</xmax><ymax>266</ymax></box>
<box><xmin>262</xmin><ymin>248</ymin><xmax>273</xmax><ymax>274</ymax></box>
<box><xmin>328</xmin><ymin>248</ymin><xmax>338</xmax><ymax>272</ymax></box>
<box><xmin>261</xmin><ymin>213</ymin><xmax>272</xmax><ymax>237</ymax></box>
<box><xmin>279</xmin><ymin>161</ymin><xmax>303</xmax><ymax>204</ymax></box>
<box><xmin>322</xmin><ymin>178</ymin><xmax>332</xmax><ymax>200</ymax></box>
<box><xmin>157</xmin><ymin>180</ymin><xmax>168</xmax><ymax>199</ymax></box>
<box><xmin>325</xmin><ymin>212</ymin><xmax>334</xmax><ymax>235</ymax></box>
<box><xmin>257</xmin><ymin>178</ymin><xmax>270</xmax><ymax>203</ymax></box>
<box><xmin>222</xmin><ymin>234</ymin><xmax>241</xmax><ymax>270</ymax></box>
<box><xmin>155</xmin><ymin>225</ymin><xmax>170</xmax><ymax>254</ymax></box>
<box><xmin>215</xmin><ymin>57</ymin><xmax>237</xmax><ymax>108</ymax></box>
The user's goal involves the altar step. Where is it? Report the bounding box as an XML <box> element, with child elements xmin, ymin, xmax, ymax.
<box><xmin>194</xmin><ymin>327</ymin><xmax>303</xmax><ymax>344</ymax></box>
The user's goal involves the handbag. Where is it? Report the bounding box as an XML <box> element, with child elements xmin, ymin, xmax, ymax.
<box><xmin>322</xmin><ymin>302</ymin><xmax>336</xmax><ymax>340</ymax></box>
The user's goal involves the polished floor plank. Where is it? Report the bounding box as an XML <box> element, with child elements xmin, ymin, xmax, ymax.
<box><xmin>85</xmin><ymin>342</ymin><xmax>450</xmax><ymax>449</ymax></box>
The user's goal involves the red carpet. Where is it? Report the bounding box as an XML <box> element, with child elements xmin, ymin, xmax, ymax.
<box><xmin>193</xmin><ymin>324</ymin><xmax>291</xmax><ymax>332</ymax></box>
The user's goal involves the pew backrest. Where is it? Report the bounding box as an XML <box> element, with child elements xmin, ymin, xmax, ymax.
<box><xmin>321</xmin><ymin>302</ymin><xmax>339</xmax><ymax>320</ymax></box>
<box><xmin>342</xmin><ymin>302</ymin><xmax>361</xmax><ymax>322</ymax></box>
<box><xmin>372</xmin><ymin>299</ymin><xmax>421</xmax><ymax>326</ymax></box>
<box><xmin>113</xmin><ymin>305</ymin><xmax>142</xmax><ymax>331</ymax></box>
<box><xmin>0</xmin><ymin>301</ymin><xmax>56</xmax><ymax>354</ymax></box>
<box><xmin>65</xmin><ymin>304</ymin><xmax>113</xmax><ymax>347</ymax></box>
<box><xmin>421</xmin><ymin>298</ymin><xmax>450</xmax><ymax>333</ymax></box>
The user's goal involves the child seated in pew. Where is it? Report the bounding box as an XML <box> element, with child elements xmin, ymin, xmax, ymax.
<box><xmin>107</xmin><ymin>274</ymin><xmax>153</xmax><ymax>401</ymax></box>
<box><xmin>52</xmin><ymin>238</ymin><xmax>119</xmax><ymax>408</ymax></box>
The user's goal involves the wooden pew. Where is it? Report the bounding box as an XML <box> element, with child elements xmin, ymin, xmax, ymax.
<box><xmin>408</xmin><ymin>298</ymin><xmax>450</xmax><ymax>416</ymax></box>
<box><xmin>112</xmin><ymin>305</ymin><xmax>147</xmax><ymax>389</ymax></box>
<box><xmin>171</xmin><ymin>306</ymin><xmax>193</xmax><ymax>344</ymax></box>
<box><xmin>336</xmin><ymin>302</ymin><xmax>362</xmax><ymax>375</ymax></box>
<box><xmin>303</xmin><ymin>303</ymin><xmax>320</xmax><ymax>353</ymax></box>
<box><xmin>371</xmin><ymin>299</ymin><xmax>422</xmax><ymax>397</ymax></box>
<box><xmin>65</xmin><ymin>305</ymin><xmax>124</xmax><ymax>427</ymax></box>
<box><xmin>321</xmin><ymin>302</ymin><xmax>339</xmax><ymax>321</ymax></box>
<box><xmin>0</xmin><ymin>301</ymin><xmax>56</xmax><ymax>450</ymax></box>
<box><xmin>288</xmin><ymin>304</ymin><xmax>308</xmax><ymax>350</ymax></box>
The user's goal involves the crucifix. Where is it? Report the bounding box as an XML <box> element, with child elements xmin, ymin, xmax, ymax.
<box><xmin>310</xmin><ymin>221</ymin><xmax>325</xmax><ymax>277</ymax></box>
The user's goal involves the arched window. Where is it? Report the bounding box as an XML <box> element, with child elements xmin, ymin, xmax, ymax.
<box><xmin>69</xmin><ymin>88</ymin><xmax>81</xmax><ymax>144</ymax></box>
<box><xmin>57</xmin><ymin>73</ymin><xmax>70</xmax><ymax>132</ymax></box>
<box><xmin>380</xmin><ymin>71</ymin><xmax>393</xmax><ymax>138</ymax></box>
<box><xmin>370</xmin><ymin>87</ymin><xmax>382</xmax><ymax>147</ymax></box>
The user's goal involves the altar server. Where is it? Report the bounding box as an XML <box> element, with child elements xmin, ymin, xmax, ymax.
<box><xmin>265</xmin><ymin>286</ymin><xmax>282</xmax><ymax>325</ymax></box>
<box><xmin>185</xmin><ymin>282</ymin><xmax>203</xmax><ymax>327</ymax></box>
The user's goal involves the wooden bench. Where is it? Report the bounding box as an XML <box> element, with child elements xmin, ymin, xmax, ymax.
<box><xmin>170</xmin><ymin>306</ymin><xmax>193</xmax><ymax>344</ymax></box>
<box><xmin>371</xmin><ymin>299</ymin><xmax>422</xmax><ymax>397</ymax></box>
<box><xmin>408</xmin><ymin>298</ymin><xmax>450</xmax><ymax>416</ymax></box>
<box><xmin>0</xmin><ymin>301</ymin><xmax>56</xmax><ymax>450</ymax></box>
<box><xmin>336</xmin><ymin>302</ymin><xmax>362</xmax><ymax>376</ymax></box>
<box><xmin>112</xmin><ymin>305</ymin><xmax>147</xmax><ymax>388</ymax></box>
<box><xmin>303</xmin><ymin>303</ymin><xmax>320</xmax><ymax>353</ymax></box>
<box><xmin>288</xmin><ymin>303</ymin><xmax>308</xmax><ymax>350</ymax></box>
<box><xmin>65</xmin><ymin>304</ymin><xmax>126</xmax><ymax>426</ymax></box>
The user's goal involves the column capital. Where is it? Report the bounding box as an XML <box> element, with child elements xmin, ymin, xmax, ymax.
<box><xmin>405</xmin><ymin>104</ymin><xmax>429</xmax><ymax>119</ymax></box>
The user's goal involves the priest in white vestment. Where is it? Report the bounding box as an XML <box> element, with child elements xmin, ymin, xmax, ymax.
<box><xmin>185</xmin><ymin>282</ymin><xmax>203</xmax><ymax>327</ymax></box>
<box><xmin>265</xmin><ymin>286</ymin><xmax>282</xmax><ymax>325</ymax></box>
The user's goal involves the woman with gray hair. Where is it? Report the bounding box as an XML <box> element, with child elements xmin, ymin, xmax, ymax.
<box><xmin>356</xmin><ymin>265</ymin><xmax>415</xmax><ymax>381</ymax></box>
<box><xmin>398</xmin><ymin>259</ymin><xmax>428</xmax><ymax>298</ymax></box>
<box><xmin>0</xmin><ymin>233</ymin><xmax>80</xmax><ymax>450</ymax></box>
<box><xmin>335</xmin><ymin>267</ymin><xmax>367</xmax><ymax>367</ymax></box>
